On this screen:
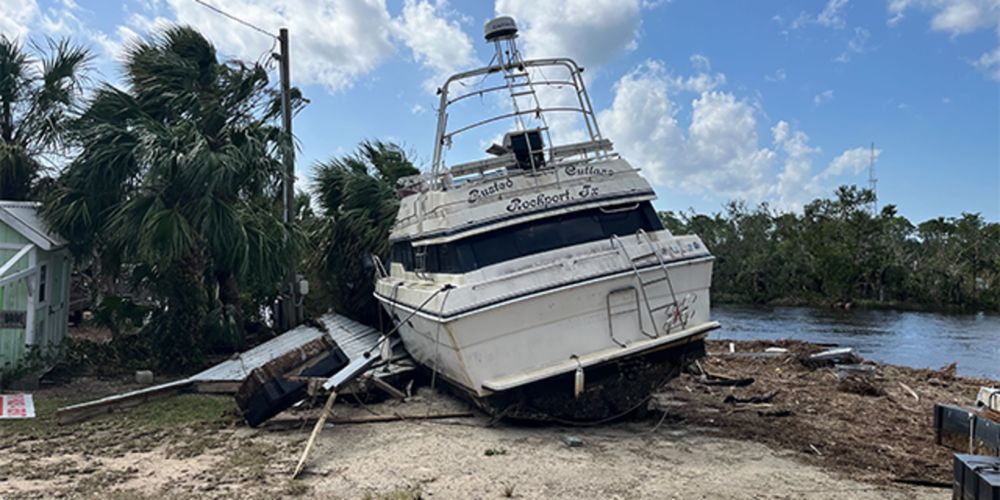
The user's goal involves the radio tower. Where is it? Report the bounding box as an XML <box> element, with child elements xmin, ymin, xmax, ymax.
<box><xmin>868</xmin><ymin>142</ymin><xmax>878</xmax><ymax>215</ymax></box>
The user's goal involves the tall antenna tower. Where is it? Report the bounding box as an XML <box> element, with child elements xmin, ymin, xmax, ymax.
<box><xmin>868</xmin><ymin>141</ymin><xmax>878</xmax><ymax>214</ymax></box>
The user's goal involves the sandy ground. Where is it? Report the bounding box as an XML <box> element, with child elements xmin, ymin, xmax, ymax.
<box><xmin>0</xmin><ymin>381</ymin><xmax>949</xmax><ymax>500</ymax></box>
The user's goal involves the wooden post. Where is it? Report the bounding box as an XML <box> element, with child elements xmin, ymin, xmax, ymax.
<box><xmin>292</xmin><ymin>390</ymin><xmax>337</xmax><ymax>479</ymax></box>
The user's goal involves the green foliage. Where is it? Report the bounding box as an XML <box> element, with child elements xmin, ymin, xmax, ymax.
<box><xmin>307</xmin><ymin>140</ymin><xmax>419</xmax><ymax>325</ymax></box>
<box><xmin>0</xmin><ymin>36</ymin><xmax>91</xmax><ymax>200</ymax></box>
<box><xmin>664</xmin><ymin>185</ymin><xmax>1000</xmax><ymax>311</ymax></box>
<box><xmin>43</xmin><ymin>26</ymin><xmax>304</xmax><ymax>370</ymax></box>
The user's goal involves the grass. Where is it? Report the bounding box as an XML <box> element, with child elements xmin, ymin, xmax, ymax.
<box><xmin>1</xmin><ymin>385</ymin><xmax>239</xmax><ymax>457</ymax></box>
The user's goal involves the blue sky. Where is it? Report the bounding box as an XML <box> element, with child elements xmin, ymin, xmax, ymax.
<box><xmin>3</xmin><ymin>0</ymin><xmax>999</xmax><ymax>222</ymax></box>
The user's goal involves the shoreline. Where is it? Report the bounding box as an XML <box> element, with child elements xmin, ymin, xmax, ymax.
<box><xmin>714</xmin><ymin>295</ymin><xmax>1000</xmax><ymax>316</ymax></box>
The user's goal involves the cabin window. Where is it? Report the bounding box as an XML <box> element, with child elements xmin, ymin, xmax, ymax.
<box><xmin>390</xmin><ymin>202</ymin><xmax>663</xmax><ymax>273</ymax></box>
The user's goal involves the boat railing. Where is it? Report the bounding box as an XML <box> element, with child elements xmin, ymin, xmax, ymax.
<box><xmin>431</xmin><ymin>57</ymin><xmax>606</xmax><ymax>183</ymax></box>
<box><xmin>445</xmin><ymin>138</ymin><xmax>615</xmax><ymax>181</ymax></box>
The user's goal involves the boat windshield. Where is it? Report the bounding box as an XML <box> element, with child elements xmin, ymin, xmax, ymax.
<box><xmin>391</xmin><ymin>202</ymin><xmax>663</xmax><ymax>274</ymax></box>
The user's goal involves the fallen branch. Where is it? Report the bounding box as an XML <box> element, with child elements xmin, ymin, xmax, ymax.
<box><xmin>701</xmin><ymin>377</ymin><xmax>755</xmax><ymax>387</ymax></box>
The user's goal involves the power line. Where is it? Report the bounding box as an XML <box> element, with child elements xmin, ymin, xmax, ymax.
<box><xmin>192</xmin><ymin>0</ymin><xmax>277</xmax><ymax>39</ymax></box>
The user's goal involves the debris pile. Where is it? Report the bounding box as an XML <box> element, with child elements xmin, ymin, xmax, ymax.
<box><xmin>660</xmin><ymin>339</ymin><xmax>998</xmax><ymax>485</ymax></box>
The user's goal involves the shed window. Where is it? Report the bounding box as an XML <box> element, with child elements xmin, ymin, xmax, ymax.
<box><xmin>39</xmin><ymin>264</ymin><xmax>47</xmax><ymax>303</ymax></box>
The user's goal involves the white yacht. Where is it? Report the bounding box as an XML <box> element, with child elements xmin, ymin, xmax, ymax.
<box><xmin>374</xmin><ymin>17</ymin><xmax>719</xmax><ymax>420</ymax></box>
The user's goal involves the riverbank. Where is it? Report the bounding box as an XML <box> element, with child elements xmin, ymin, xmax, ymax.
<box><xmin>715</xmin><ymin>294</ymin><xmax>999</xmax><ymax>315</ymax></box>
<box><xmin>1</xmin><ymin>339</ymin><xmax>991</xmax><ymax>498</ymax></box>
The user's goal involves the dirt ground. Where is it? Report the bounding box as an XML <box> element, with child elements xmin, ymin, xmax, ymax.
<box><xmin>664</xmin><ymin>340</ymin><xmax>997</xmax><ymax>486</ymax></box>
<box><xmin>1</xmin><ymin>338</ymin><xmax>991</xmax><ymax>499</ymax></box>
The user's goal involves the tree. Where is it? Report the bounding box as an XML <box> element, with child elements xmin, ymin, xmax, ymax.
<box><xmin>657</xmin><ymin>185</ymin><xmax>1000</xmax><ymax>312</ymax></box>
<box><xmin>309</xmin><ymin>140</ymin><xmax>419</xmax><ymax>325</ymax></box>
<box><xmin>44</xmin><ymin>26</ymin><xmax>301</xmax><ymax>370</ymax></box>
<box><xmin>0</xmin><ymin>37</ymin><xmax>90</xmax><ymax>200</ymax></box>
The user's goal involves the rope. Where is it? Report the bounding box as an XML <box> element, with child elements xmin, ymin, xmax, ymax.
<box><xmin>430</xmin><ymin>286</ymin><xmax>453</xmax><ymax>392</ymax></box>
<box><xmin>363</xmin><ymin>284</ymin><xmax>453</xmax><ymax>359</ymax></box>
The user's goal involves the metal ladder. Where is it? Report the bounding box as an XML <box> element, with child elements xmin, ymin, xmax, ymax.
<box><xmin>607</xmin><ymin>230</ymin><xmax>686</xmax><ymax>342</ymax></box>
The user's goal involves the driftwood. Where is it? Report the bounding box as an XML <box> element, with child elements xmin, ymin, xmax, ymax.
<box><xmin>724</xmin><ymin>390</ymin><xmax>779</xmax><ymax>405</ymax></box>
<box><xmin>701</xmin><ymin>376</ymin><xmax>755</xmax><ymax>387</ymax></box>
<box><xmin>898</xmin><ymin>382</ymin><xmax>920</xmax><ymax>402</ymax></box>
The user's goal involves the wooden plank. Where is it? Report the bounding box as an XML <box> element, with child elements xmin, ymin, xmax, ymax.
<box><xmin>193</xmin><ymin>381</ymin><xmax>242</xmax><ymax>394</ymax></box>
<box><xmin>56</xmin><ymin>379</ymin><xmax>193</xmax><ymax>425</ymax></box>
<box><xmin>370</xmin><ymin>377</ymin><xmax>407</xmax><ymax>400</ymax></box>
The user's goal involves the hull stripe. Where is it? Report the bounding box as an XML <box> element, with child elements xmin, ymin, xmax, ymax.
<box><xmin>375</xmin><ymin>254</ymin><xmax>713</xmax><ymax>321</ymax></box>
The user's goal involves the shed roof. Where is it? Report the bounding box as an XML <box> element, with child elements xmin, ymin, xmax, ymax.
<box><xmin>0</xmin><ymin>201</ymin><xmax>67</xmax><ymax>251</ymax></box>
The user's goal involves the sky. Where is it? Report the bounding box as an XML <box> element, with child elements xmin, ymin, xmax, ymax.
<box><xmin>3</xmin><ymin>0</ymin><xmax>999</xmax><ymax>222</ymax></box>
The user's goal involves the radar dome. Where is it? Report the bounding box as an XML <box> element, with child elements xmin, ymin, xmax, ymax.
<box><xmin>484</xmin><ymin>16</ymin><xmax>518</xmax><ymax>41</ymax></box>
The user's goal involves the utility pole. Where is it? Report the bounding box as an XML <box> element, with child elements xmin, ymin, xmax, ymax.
<box><xmin>868</xmin><ymin>141</ymin><xmax>878</xmax><ymax>215</ymax></box>
<box><xmin>278</xmin><ymin>28</ymin><xmax>298</xmax><ymax>330</ymax></box>
<box><xmin>191</xmin><ymin>2</ymin><xmax>300</xmax><ymax>331</ymax></box>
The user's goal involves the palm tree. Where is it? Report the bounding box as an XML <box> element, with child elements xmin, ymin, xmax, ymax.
<box><xmin>309</xmin><ymin>140</ymin><xmax>419</xmax><ymax>325</ymax></box>
<box><xmin>44</xmin><ymin>26</ymin><xmax>301</xmax><ymax>370</ymax></box>
<box><xmin>0</xmin><ymin>37</ymin><xmax>90</xmax><ymax>200</ymax></box>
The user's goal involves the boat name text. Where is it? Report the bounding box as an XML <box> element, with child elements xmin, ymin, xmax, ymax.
<box><xmin>505</xmin><ymin>185</ymin><xmax>600</xmax><ymax>213</ymax></box>
<box><xmin>563</xmin><ymin>165</ymin><xmax>614</xmax><ymax>177</ymax></box>
<box><xmin>467</xmin><ymin>178</ymin><xmax>515</xmax><ymax>204</ymax></box>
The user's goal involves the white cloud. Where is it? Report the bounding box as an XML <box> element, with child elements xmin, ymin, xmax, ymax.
<box><xmin>494</xmin><ymin>0</ymin><xmax>643</xmax><ymax>71</ymax></box>
<box><xmin>820</xmin><ymin>146</ymin><xmax>879</xmax><ymax>182</ymax></box>
<box><xmin>598</xmin><ymin>61</ymin><xmax>774</xmax><ymax>200</ymax></box>
<box><xmin>765</xmin><ymin>68</ymin><xmax>787</xmax><ymax>82</ymax></box>
<box><xmin>598</xmin><ymin>58</ymin><xmax>880</xmax><ymax>209</ymax></box>
<box><xmin>835</xmin><ymin>26</ymin><xmax>871</xmax><ymax>62</ymax></box>
<box><xmin>410</xmin><ymin>103</ymin><xmax>426</xmax><ymax>115</ymax></box>
<box><xmin>973</xmin><ymin>46</ymin><xmax>1000</xmax><ymax>81</ymax></box>
<box><xmin>0</xmin><ymin>0</ymin><xmax>40</xmax><ymax>40</ymax></box>
<box><xmin>773</xmin><ymin>120</ymin><xmax>822</xmax><ymax>205</ymax></box>
<box><xmin>151</xmin><ymin>0</ymin><xmax>396</xmax><ymax>93</ymax></box>
<box><xmin>791</xmin><ymin>0</ymin><xmax>850</xmax><ymax>30</ymax></box>
<box><xmin>889</xmin><ymin>0</ymin><xmax>1000</xmax><ymax>34</ymax></box>
<box><xmin>888</xmin><ymin>0</ymin><xmax>1000</xmax><ymax>81</ymax></box>
<box><xmin>817</xmin><ymin>0</ymin><xmax>850</xmax><ymax>28</ymax></box>
<box><xmin>814</xmin><ymin>89</ymin><xmax>835</xmax><ymax>105</ymax></box>
<box><xmin>392</xmin><ymin>0</ymin><xmax>476</xmax><ymax>93</ymax></box>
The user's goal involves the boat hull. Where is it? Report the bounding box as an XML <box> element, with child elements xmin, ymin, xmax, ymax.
<box><xmin>377</xmin><ymin>256</ymin><xmax>715</xmax><ymax>409</ymax></box>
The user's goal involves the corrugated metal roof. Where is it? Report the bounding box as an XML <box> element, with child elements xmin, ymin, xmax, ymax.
<box><xmin>0</xmin><ymin>201</ymin><xmax>66</xmax><ymax>251</ymax></box>
<box><xmin>191</xmin><ymin>312</ymin><xmax>382</xmax><ymax>382</ymax></box>
<box><xmin>56</xmin><ymin>313</ymin><xmax>391</xmax><ymax>423</ymax></box>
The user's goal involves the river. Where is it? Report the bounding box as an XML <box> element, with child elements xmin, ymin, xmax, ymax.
<box><xmin>710</xmin><ymin>304</ymin><xmax>1000</xmax><ymax>380</ymax></box>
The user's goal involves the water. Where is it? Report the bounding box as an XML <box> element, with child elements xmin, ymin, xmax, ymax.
<box><xmin>710</xmin><ymin>304</ymin><xmax>1000</xmax><ymax>380</ymax></box>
